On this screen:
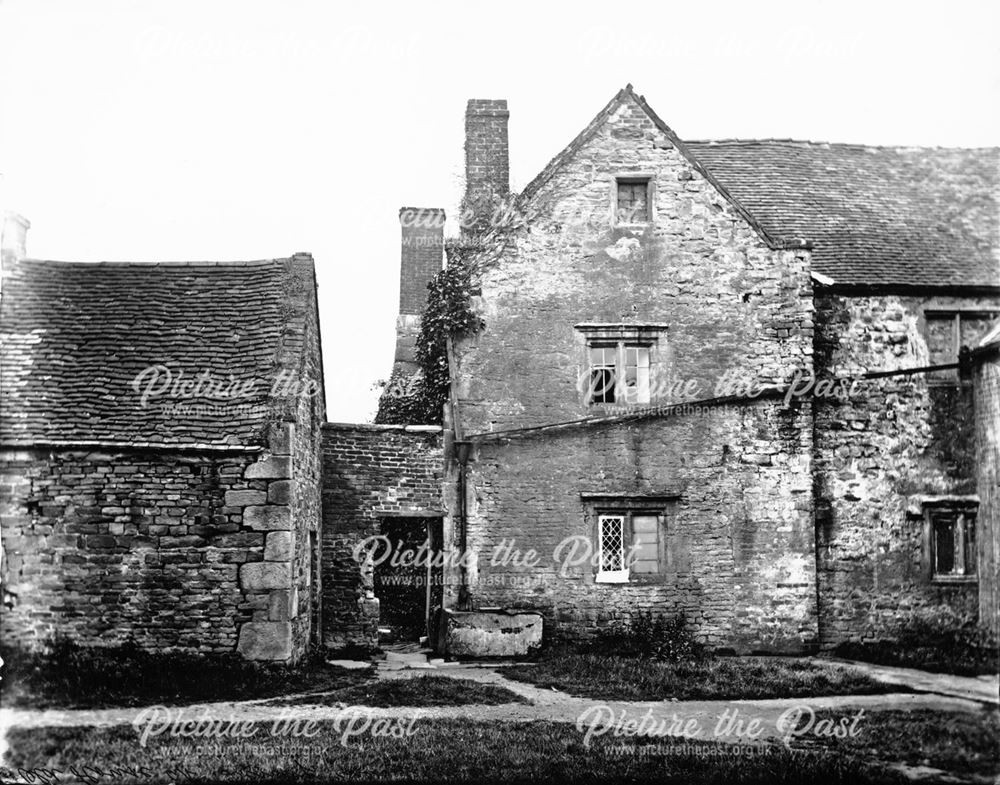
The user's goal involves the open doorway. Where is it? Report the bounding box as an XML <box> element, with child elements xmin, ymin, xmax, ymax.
<box><xmin>374</xmin><ymin>516</ymin><xmax>443</xmax><ymax>644</ymax></box>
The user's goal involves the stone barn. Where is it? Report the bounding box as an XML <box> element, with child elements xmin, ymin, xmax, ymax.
<box><xmin>0</xmin><ymin>250</ymin><xmax>326</xmax><ymax>662</ymax></box>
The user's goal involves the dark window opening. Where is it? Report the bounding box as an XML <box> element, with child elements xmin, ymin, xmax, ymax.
<box><xmin>616</xmin><ymin>179</ymin><xmax>650</xmax><ymax>223</ymax></box>
<box><xmin>925</xmin><ymin>311</ymin><xmax>998</xmax><ymax>381</ymax></box>
<box><xmin>587</xmin><ymin>343</ymin><xmax>650</xmax><ymax>405</ymax></box>
<box><xmin>589</xmin><ymin>346</ymin><xmax>618</xmax><ymax>404</ymax></box>
<box><xmin>928</xmin><ymin>508</ymin><xmax>977</xmax><ymax>580</ymax></box>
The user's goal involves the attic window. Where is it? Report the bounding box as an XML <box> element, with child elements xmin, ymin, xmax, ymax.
<box><xmin>616</xmin><ymin>178</ymin><xmax>651</xmax><ymax>224</ymax></box>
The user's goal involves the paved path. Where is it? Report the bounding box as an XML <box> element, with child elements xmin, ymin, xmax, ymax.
<box><xmin>3</xmin><ymin>654</ymin><xmax>994</xmax><ymax>783</ymax></box>
<box><xmin>813</xmin><ymin>657</ymin><xmax>998</xmax><ymax>705</ymax></box>
<box><xmin>1</xmin><ymin>652</ymin><xmax>990</xmax><ymax>752</ymax></box>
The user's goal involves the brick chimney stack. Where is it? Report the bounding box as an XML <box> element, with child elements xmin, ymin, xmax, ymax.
<box><xmin>1</xmin><ymin>212</ymin><xmax>30</xmax><ymax>265</ymax></box>
<box><xmin>395</xmin><ymin>207</ymin><xmax>445</xmax><ymax>367</ymax></box>
<box><xmin>464</xmin><ymin>99</ymin><xmax>509</xmax><ymax>237</ymax></box>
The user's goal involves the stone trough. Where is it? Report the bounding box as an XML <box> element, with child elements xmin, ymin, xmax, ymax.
<box><xmin>434</xmin><ymin>608</ymin><xmax>543</xmax><ymax>658</ymax></box>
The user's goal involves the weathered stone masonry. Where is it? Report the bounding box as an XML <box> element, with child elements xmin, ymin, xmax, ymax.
<box><xmin>449</xmin><ymin>91</ymin><xmax>819</xmax><ymax>652</ymax></box>
<box><xmin>0</xmin><ymin>255</ymin><xmax>325</xmax><ymax>662</ymax></box>
<box><xmin>0</xmin><ymin>429</ymin><xmax>297</xmax><ymax>656</ymax></box>
<box><xmin>972</xmin><ymin>331</ymin><xmax>1000</xmax><ymax>631</ymax></box>
<box><xmin>813</xmin><ymin>293</ymin><xmax>999</xmax><ymax>646</ymax></box>
<box><xmin>4</xmin><ymin>88</ymin><xmax>997</xmax><ymax>660</ymax></box>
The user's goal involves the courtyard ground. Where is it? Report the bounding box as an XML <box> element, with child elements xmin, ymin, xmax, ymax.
<box><xmin>1</xmin><ymin>647</ymin><xmax>996</xmax><ymax>783</ymax></box>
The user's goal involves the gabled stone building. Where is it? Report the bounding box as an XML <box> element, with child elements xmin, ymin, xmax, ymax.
<box><xmin>0</xmin><ymin>249</ymin><xmax>326</xmax><ymax>661</ymax></box>
<box><xmin>1</xmin><ymin>85</ymin><xmax>997</xmax><ymax>662</ymax></box>
<box><xmin>377</xmin><ymin>86</ymin><xmax>999</xmax><ymax>653</ymax></box>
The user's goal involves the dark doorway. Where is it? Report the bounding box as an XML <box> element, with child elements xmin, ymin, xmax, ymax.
<box><xmin>374</xmin><ymin>516</ymin><xmax>443</xmax><ymax>643</ymax></box>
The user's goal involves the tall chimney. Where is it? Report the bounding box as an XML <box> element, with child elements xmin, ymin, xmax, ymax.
<box><xmin>464</xmin><ymin>99</ymin><xmax>509</xmax><ymax>237</ymax></box>
<box><xmin>395</xmin><ymin>206</ymin><xmax>445</xmax><ymax>368</ymax></box>
<box><xmin>1</xmin><ymin>212</ymin><xmax>30</xmax><ymax>265</ymax></box>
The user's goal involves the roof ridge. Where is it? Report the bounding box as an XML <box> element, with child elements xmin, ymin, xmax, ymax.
<box><xmin>629</xmin><ymin>89</ymin><xmax>808</xmax><ymax>251</ymax></box>
<box><xmin>13</xmin><ymin>257</ymin><xmax>303</xmax><ymax>268</ymax></box>
<box><xmin>687</xmin><ymin>138</ymin><xmax>1000</xmax><ymax>153</ymax></box>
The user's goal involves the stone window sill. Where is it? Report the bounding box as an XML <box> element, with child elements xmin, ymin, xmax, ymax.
<box><xmin>614</xmin><ymin>222</ymin><xmax>651</xmax><ymax>231</ymax></box>
<box><xmin>931</xmin><ymin>575</ymin><xmax>977</xmax><ymax>585</ymax></box>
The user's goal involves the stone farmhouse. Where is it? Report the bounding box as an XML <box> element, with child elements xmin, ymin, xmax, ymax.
<box><xmin>1</xmin><ymin>85</ymin><xmax>997</xmax><ymax>661</ymax></box>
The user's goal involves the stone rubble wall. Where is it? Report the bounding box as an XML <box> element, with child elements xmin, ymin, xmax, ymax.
<box><xmin>972</xmin><ymin>345</ymin><xmax>999</xmax><ymax>631</ymax></box>
<box><xmin>0</xmin><ymin>431</ymin><xmax>298</xmax><ymax>658</ymax></box>
<box><xmin>813</xmin><ymin>293</ymin><xmax>1000</xmax><ymax>646</ymax></box>
<box><xmin>449</xmin><ymin>94</ymin><xmax>818</xmax><ymax>652</ymax></box>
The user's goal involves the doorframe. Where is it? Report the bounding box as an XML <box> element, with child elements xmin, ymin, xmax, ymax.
<box><xmin>377</xmin><ymin>510</ymin><xmax>445</xmax><ymax>640</ymax></box>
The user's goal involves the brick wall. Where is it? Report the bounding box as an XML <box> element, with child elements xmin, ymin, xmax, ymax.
<box><xmin>449</xmin><ymin>94</ymin><xmax>818</xmax><ymax>652</ymax></box>
<box><xmin>320</xmin><ymin>424</ymin><xmax>443</xmax><ymax>650</ymax></box>
<box><xmin>813</xmin><ymin>293</ymin><xmax>1000</xmax><ymax>646</ymax></box>
<box><xmin>397</xmin><ymin>208</ymin><xmax>445</xmax><ymax>319</ymax></box>
<box><xmin>464</xmin><ymin>99</ymin><xmax>509</xmax><ymax>235</ymax></box>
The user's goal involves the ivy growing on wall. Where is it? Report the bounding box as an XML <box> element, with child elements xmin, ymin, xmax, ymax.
<box><xmin>375</xmin><ymin>242</ymin><xmax>484</xmax><ymax>425</ymax></box>
<box><xmin>375</xmin><ymin>189</ymin><xmax>524</xmax><ymax>425</ymax></box>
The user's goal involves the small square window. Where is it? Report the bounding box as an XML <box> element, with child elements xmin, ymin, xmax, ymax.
<box><xmin>616</xmin><ymin>178</ymin><xmax>650</xmax><ymax>223</ymax></box>
<box><xmin>595</xmin><ymin>510</ymin><xmax>663</xmax><ymax>583</ymax></box>
<box><xmin>585</xmin><ymin>343</ymin><xmax>650</xmax><ymax>405</ymax></box>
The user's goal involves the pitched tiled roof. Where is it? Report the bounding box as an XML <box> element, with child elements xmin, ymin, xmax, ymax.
<box><xmin>686</xmin><ymin>140</ymin><xmax>1000</xmax><ymax>290</ymax></box>
<box><xmin>1</xmin><ymin>256</ymin><xmax>315</xmax><ymax>448</ymax></box>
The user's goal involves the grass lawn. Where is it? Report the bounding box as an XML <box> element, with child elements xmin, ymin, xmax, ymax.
<box><xmin>0</xmin><ymin>644</ymin><xmax>527</xmax><ymax>711</ymax></box>
<box><xmin>0</xmin><ymin>642</ymin><xmax>375</xmax><ymax>709</ymax></box>
<box><xmin>3</xmin><ymin>719</ymin><xmax>913</xmax><ymax>784</ymax></box>
<box><xmin>500</xmin><ymin>653</ymin><xmax>899</xmax><ymax>701</ymax></box>
<box><xmin>806</xmin><ymin>708</ymin><xmax>1000</xmax><ymax>778</ymax></box>
<box><xmin>266</xmin><ymin>675</ymin><xmax>530</xmax><ymax>707</ymax></box>
<box><xmin>832</xmin><ymin>640</ymin><xmax>999</xmax><ymax>677</ymax></box>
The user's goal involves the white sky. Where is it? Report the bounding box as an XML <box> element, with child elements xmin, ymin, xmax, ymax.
<box><xmin>2</xmin><ymin>0</ymin><xmax>998</xmax><ymax>422</ymax></box>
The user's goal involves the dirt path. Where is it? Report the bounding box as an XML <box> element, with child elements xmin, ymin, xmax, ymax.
<box><xmin>1</xmin><ymin>652</ymin><xmax>993</xmax><ymax>751</ymax></box>
<box><xmin>0</xmin><ymin>680</ymin><xmax>984</xmax><ymax>748</ymax></box>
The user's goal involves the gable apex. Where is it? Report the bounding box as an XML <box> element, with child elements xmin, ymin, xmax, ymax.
<box><xmin>517</xmin><ymin>85</ymin><xmax>807</xmax><ymax>252</ymax></box>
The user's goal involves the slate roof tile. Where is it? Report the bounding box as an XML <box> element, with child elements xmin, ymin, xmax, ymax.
<box><xmin>0</xmin><ymin>256</ymin><xmax>314</xmax><ymax>447</ymax></box>
<box><xmin>686</xmin><ymin>140</ymin><xmax>999</xmax><ymax>289</ymax></box>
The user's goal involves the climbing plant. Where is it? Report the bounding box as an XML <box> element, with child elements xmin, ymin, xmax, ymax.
<box><xmin>375</xmin><ymin>242</ymin><xmax>484</xmax><ymax>425</ymax></box>
<box><xmin>375</xmin><ymin>189</ymin><xmax>525</xmax><ymax>425</ymax></box>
